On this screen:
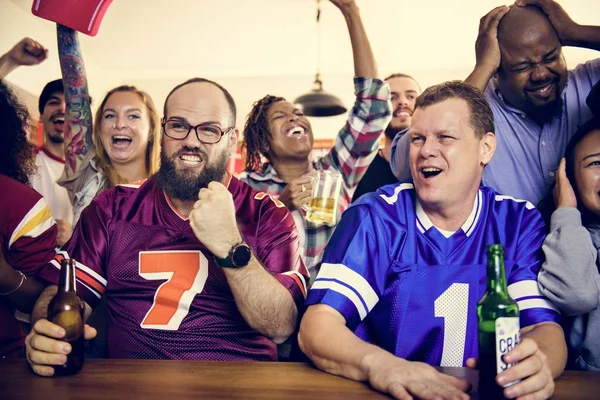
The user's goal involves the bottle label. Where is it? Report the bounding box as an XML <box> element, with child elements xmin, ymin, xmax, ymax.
<box><xmin>495</xmin><ymin>317</ymin><xmax>520</xmax><ymax>386</ymax></box>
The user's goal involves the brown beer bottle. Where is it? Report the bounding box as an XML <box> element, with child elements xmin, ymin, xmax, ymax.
<box><xmin>47</xmin><ymin>258</ymin><xmax>85</xmax><ymax>376</ymax></box>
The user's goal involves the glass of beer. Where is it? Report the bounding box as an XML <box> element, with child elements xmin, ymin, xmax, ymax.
<box><xmin>305</xmin><ymin>170</ymin><xmax>342</xmax><ymax>226</ymax></box>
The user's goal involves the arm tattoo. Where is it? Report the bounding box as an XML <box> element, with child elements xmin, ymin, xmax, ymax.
<box><xmin>57</xmin><ymin>24</ymin><xmax>93</xmax><ymax>174</ymax></box>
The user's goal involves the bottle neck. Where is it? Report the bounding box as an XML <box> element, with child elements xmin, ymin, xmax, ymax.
<box><xmin>486</xmin><ymin>253</ymin><xmax>508</xmax><ymax>296</ymax></box>
<box><xmin>58</xmin><ymin>259</ymin><xmax>77</xmax><ymax>293</ymax></box>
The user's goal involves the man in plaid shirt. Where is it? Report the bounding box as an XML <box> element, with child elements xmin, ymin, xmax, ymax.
<box><xmin>239</xmin><ymin>0</ymin><xmax>391</xmax><ymax>279</ymax></box>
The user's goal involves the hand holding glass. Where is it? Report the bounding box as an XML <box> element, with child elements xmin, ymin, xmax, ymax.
<box><xmin>304</xmin><ymin>170</ymin><xmax>342</xmax><ymax>226</ymax></box>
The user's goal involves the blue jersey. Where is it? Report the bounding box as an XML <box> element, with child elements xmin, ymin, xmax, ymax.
<box><xmin>306</xmin><ymin>183</ymin><xmax>560</xmax><ymax>367</ymax></box>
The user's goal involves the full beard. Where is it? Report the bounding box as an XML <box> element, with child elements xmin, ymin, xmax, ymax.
<box><xmin>157</xmin><ymin>148</ymin><xmax>229</xmax><ymax>202</ymax></box>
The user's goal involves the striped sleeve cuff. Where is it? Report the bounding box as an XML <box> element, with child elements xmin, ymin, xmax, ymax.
<box><xmin>8</xmin><ymin>198</ymin><xmax>55</xmax><ymax>249</ymax></box>
<box><xmin>276</xmin><ymin>271</ymin><xmax>308</xmax><ymax>310</ymax></box>
<box><xmin>508</xmin><ymin>280</ymin><xmax>561</xmax><ymax>327</ymax></box>
<box><xmin>39</xmin><ymin>251</ymin><xmax>107</xmax><ymax>309</ymax></box>
<box><xmin>305</xmin><ymin>263</ymin><xmax>379</xmax><ymax>330</ymax></box>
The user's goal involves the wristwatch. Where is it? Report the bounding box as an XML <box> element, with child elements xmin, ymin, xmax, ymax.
<box><xmin>214</xmin><ymin>242</ymin><xmax>252</xmax><ymax>268</ymax></box>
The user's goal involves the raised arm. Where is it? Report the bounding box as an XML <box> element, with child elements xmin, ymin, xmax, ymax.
<box><xmin>330</xmin><ymin>0</ymin><xmax>377</xmax><ymax>78</ymax></box>
<box><xmin>189</xmin><ymin>182</ymin><xmax>300</xmax><ymax>343</ymax></box>
<box><xmin>464</xmin><ymin>6</ymin><xmax>510</xmax><ymax>91</ymax></box>
<box><xmin>312</xmin><ymin>2</ymin><xmax>390</xmax><ymax>188</ymax></box>
<box><xmin>56</xmin><ymin>25</ymin><xmax>93</xmax><ymax>177</ymax></box>
<box><xmin>0</xmin><ymin>38</ymin><xmax>47</xmax><ymax>79</ymax></box>
<box><xmin>517</xmin><ymin>0</ymin><xmax>600</xmax><ymax>51</ymax></box>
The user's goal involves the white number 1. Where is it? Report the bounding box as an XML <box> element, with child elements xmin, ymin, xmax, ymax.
<box><xmin>434</xmin><ymin>283</ymin><xmax>470</xmax><ymax>367</ymax></box>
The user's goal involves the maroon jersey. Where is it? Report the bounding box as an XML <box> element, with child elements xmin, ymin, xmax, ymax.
<box><xmin>0</xmin><ymin>175</ymin><xmax>57</xmax><ymax>358</ymax></box>
<box><xmin>39</xmin><ymin>175</ymin><xmax>308</xmax><ymax>360</ymax></box>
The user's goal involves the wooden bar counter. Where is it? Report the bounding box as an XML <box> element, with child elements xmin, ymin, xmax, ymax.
<box><xmin>0</xmin><ymin>359</ymin><xmax>599</xmax><ymax>399</ymax></box>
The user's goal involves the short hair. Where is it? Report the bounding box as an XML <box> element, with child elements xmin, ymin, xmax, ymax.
<box><xmin>163</xmin><ymin>77</ymin><xmax>237</xmax><ymax>126</ymax></box>
<box><xmin>385</xmin><ymin>73</ymin><xmax>421</xmax><ymax>92</ymax></box>
<box><xmin>415</xmin><ymin>81</ymin><xmax>494</xmax><ymax>138</ymax></box>
<box><xmin>242</xmin><ymin>94</ymin><xmax>285</xmax><ymax>172</ymax></box>
<box><xmin>38</xmin><ymin>79</ymin><xmax>64</xmax><ymax>114</ymax></box>
<box><xmin>93</xmin><ymin>85</ymin><xmax>161</xmax><ymax>187</ymax></box>
<box><xmin>0</xmin><ymin>80</ymin><xmax>36</xmax><ymax>185</ymax></box>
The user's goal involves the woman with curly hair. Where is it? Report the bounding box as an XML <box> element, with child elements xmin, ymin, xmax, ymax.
<box><xmin>0</xmin><ymin>80</ymin><xmax>57</xmax><ymax>358</ymax></box>
<box><xmin>240</xmin><ymin>0</ymin><xmax>391</xmax><ymax>279</ymax></box>
<box><xmin>0</xmin><ymin>81</ymin><xmax>37</xmax><ymax>185</ymax></box>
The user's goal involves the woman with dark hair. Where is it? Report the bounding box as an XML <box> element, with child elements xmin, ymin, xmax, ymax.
<box><xmin>240</xmin><ymin>0</ymin><xmax>391</xmax><ymax>279</ymax></box>
<box><xmin>0</xmin><ymin>80</ymin><xmax>57</xmax><ymax>358</ymax></box>
<box><xmin>539</xmin><ymin>115</ymin><xmax>600</xmax><ymax>371</ymax></box>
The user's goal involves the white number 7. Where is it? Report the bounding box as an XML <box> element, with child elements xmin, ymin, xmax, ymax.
<box><xmin>434</xmin><ymin>283</ymin><xmax>470</xmax><ymax>367</ymax></box>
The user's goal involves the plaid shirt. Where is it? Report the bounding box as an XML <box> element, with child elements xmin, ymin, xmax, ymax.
<box><xmin>239</xmin><ymin>77</ymin><xmax>391</xmax><ymax>279</ymax></box>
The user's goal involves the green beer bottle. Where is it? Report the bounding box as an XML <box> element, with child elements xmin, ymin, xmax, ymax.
<box><xmin>477</xmin><ymin>244</ymin><xmax>520</xmax><ymax>399</ymax></box>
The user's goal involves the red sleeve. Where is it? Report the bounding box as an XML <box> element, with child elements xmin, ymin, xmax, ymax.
<box><xmin>1</xmin><ymin>176</ymin><xmax>57</xmax><ymax>276</ymax></box>
<box><xmin>38</xmin><ymin>193</ymin><xmax>113</xmax><ymax>308</ymax></box>
<box><xmin>253</xmin><ymin>195</ymin><xmax>309</xmax><ymax>309</ymax></box>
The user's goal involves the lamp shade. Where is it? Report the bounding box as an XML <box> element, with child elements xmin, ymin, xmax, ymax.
<box><xmin>293</xmin><ymin>75</ymin><xmax>347</xmax><ymax>117</ymax></box>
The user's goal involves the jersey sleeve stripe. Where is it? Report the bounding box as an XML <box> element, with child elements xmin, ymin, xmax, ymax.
<box><xmin>55</xmin><ymin>250</ymin><xmax>108</xmax><ymax>287</ymax></box>
<box><xmin>311</xmin><ymin>279</ymin><xmax>369</xmax><ymax>320</ymax></box>
<box><xmin>517</xmin><ymin>298</ymin><xmax>559</xmax><ymax>313</ymax></box>
<box><xmin>53</xmin><ymin>251</ymin><xmax>107</xmax><ymax>294</ymax></box>
<box><xmin>494</xmin><ymin>195</ymin><xmax>534</xmax><ymax>210</ymax></box>
<box><xmin>8</xmin><ymin>199</ymin><xmax>55</xmax><ymax>249</ymax></box>
<box><xmin>317</xmin><ymin>263</ymin><xmax>379</xmax><ymax>311</ymax></box>
<box><xmin>74</xmin><ymin>259</ymin><xmax>108</xmax><ymax>287</ymax></box>
<box><xmin>379</xmin><ymin>183</ymin><xmax>414</xmax><ymax>205</ymax></box>
<box><xmin>283</xmin><ymin>271</ymin><xmax>307</xmax><ymax>298</ymax></box>
<box><xmin>48</xmin><ymin>259</ymin><xmax>104</xmax><ymax>298</ymax></box>
<box><xmin>508</xmin><ymin>280</ymin><xmax>542</xmax><ymax>301</ymax></box>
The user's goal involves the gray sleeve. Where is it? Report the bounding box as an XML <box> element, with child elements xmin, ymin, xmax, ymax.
<box><xmin>539</xmin><ymin>207</ymin><xmax>600</xmax><ymax>316</ymax></box>
<box><xmin>390</xmin><ymin>127</ymin><xmax>411</xmax><ymax>181</ymax></box>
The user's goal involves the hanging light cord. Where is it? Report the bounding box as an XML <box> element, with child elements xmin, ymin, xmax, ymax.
<box><xmin>314</xmin><ymin>0</ymin><xmax>323</xmax><ymax>90</ymax></box>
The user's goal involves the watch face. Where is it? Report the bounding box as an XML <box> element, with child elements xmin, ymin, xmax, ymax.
<box><xmin>232</xmin><ymin>244</ymin><xmax>252</xmax><ymax>267</ymax></box>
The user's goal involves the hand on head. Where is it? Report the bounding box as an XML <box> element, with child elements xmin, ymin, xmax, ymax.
<box><xmin>474</xmin><ymin>6</ymin><xmax>510</xmax><ymax>73</ymax></box>
<box><xmin>553</xmin><ymin>158</ymin><xmax>577</xmax><ymax>209</ymax></box>
<box><xmin>515</xmin><ymin>0</ymin><xmax>578</xmax><ymax>44</ymax></box>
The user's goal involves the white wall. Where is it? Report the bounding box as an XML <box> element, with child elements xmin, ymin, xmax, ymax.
<box><xmin>2</xmin><ymin>0</ymin><xmax>598</xmax><ymax>138</ymax></box>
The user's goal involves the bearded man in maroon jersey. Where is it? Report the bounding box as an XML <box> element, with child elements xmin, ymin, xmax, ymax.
<box><xmin>25</xmin><ymin>78</ymin><xmax>309</xmax><ymax>376</ymax></box>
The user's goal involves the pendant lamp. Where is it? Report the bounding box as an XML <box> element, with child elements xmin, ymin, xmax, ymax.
<box><xmin>293</xmin><ymin>0</ymin><xmax>347</xmax><ymax>117</ymax></box>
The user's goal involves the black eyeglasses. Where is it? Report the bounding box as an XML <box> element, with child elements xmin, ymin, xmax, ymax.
<box><xmin>162</xmin><ymin>119</ymin><xmax>234</xmax><ymax>144</ymax></box>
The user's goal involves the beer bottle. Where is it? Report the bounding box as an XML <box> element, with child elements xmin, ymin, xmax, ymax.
<box><xmin>477</xmin><ymin>244</ymin><xmax>520</xmax><ymax>399</ymax></box>
<box><xmin>47</xmin><ymin>258</ymin><xmax>85</xmax><ymax>376</ymax></box>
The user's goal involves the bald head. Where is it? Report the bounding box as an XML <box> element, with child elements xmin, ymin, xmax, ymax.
<box><xmin>164</xmin><ymin>77</ymin><xmax>236</xmax><ymax>126</ymax></box>
<box><xmin>498</xmin><ymin>6</ymin><xmax>559</xmax><ymax>51</ymax></box>
<box><xmin>494</xmin><ymin>5</ymin><xmax>567</xmax><ymax>124</ymax></box>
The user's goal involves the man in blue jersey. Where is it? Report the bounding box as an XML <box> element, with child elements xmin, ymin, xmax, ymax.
<box><xmin>299</xmin><ymin>81</ymin><xmax>567</xmax><ymax>400</ymax></box>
